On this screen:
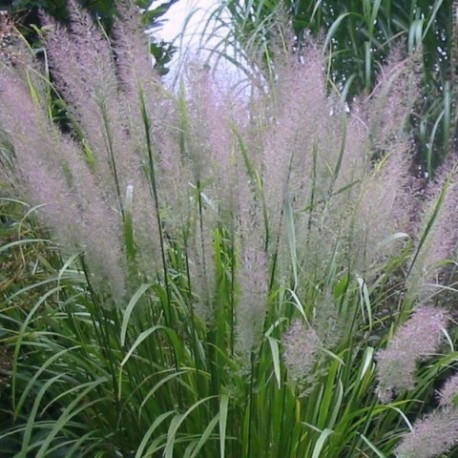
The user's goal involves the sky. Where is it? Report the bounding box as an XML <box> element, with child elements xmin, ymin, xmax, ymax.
<box><xmin>156</xmin><ymin>0</ymin><xmax>218</xmax><ymax>43</ymax></box>
<box><xmin>152</xmin><ymin>0</ymin><xmax>246</xmax><ymax>90</ymax></box>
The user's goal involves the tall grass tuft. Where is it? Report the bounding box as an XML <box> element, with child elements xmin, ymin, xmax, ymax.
<box><xmin>1</xmin><ymin>2</ymin><xmax>458</xmax><ymax>456</ymax></box>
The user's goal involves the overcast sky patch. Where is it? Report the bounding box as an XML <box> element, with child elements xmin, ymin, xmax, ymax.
<box><xmin>151</xmin><ymin>0</ymin><xmax>247</xmax><ymax>92</ymax></box>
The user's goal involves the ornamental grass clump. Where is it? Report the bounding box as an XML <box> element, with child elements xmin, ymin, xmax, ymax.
<box><xmin>2</xmin><ymin>1</ymin><xmax>458</xmax><ymax>457</ymax></box>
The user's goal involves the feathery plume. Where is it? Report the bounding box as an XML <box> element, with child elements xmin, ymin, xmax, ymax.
<box><xmin>235</xmin><ymin>241</ymin><xmax>268</xmax><ymax>354</ymax></box>
<box><xmin>395</xmin><ymin>406</ymin><xmax>458</xmax><ymax>458</ymax></box>
<box><xmin>367</xmin><ymin>45</ymin><xmax>420</xmax><ymax>154</ymax></box>
<box><xmin>376</xmin><ymin>305</ymin><xmax>449</xmax><ymax>402</ymax></box>
<box><xmin>0</xmin><ymin>63</ymin><xmax>127</xmax><ymax>301</ymax></box>
<box><xmin>438</xmin><ymin>373</ymin><xmax>458</xmax><ymax>407</ymax></box>
<box><xmin>407</xmin><ymin>157</ymin><xmax>458</xmax><ymax>300</ymax></box>
<box><xmin>352</xmin><ymin>145</ymin><xmax>415</xmax><ymax>271</ymax></box>
<box><xmin>283</xmin><ymin>319</ymin><xmax>320</xmax><ymax>384</ymax></box>
<box><xmin>233</xmin><ymin>158</ymin><xmax>269</xmax><ymax>353</ymax></box>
